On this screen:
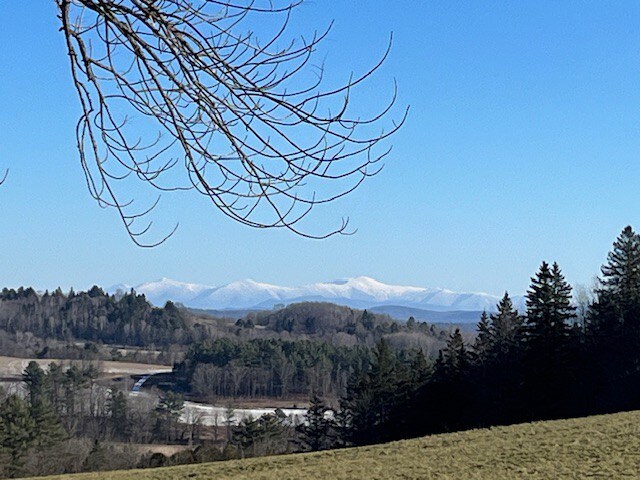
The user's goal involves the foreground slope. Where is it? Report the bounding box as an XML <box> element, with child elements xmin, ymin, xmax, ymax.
<box><xmin>34</xmin><ymin>410</ymin><xmax>640</xmax><ymax>480</ymax></box>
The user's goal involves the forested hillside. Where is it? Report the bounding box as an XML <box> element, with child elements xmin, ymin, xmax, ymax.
<box><xmin>0</xmin><ymin>289</ymin><xmax>445</xmax><ymax>352</ymax></box>
<box><xmin>0</xmin><ymin>287</ymin><xmax>196</xmax><ymax>346</ymax></box>
<box><xmin>0</xmin><ymin>289</ymin><xmax>447</xmax><ymax>402</ymax></box>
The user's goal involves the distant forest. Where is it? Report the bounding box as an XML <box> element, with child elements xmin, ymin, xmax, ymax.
<box><xmin>2</xmin><ymin>227</ymin><xmax>640</xmax><ymax>478</ymax></box>
<box><xmin>0</xmin><ymin>285</ymin><xmax>451</xmax><ymax>401</ymax></box>
<box><xmin>0</xmin><ymin>286</ymin><xmax>449</xmax><ymax>352</ymax></box>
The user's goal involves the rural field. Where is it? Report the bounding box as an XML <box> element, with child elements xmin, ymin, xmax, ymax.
<box><xmin>0</xmin><ymin>356</ymin><xmax>172</xmax><ymax>379</ymax></box>
<box><xmin>29</xmin><ymin>410</ymin><xmax>640</xmax><ymax>480</ymax></box>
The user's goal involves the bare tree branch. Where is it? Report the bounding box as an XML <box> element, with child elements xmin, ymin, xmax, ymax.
<box><xmin>56</xmin><ymin>0</ymin><xmax>406</xmax><ymax>246</ymax></box>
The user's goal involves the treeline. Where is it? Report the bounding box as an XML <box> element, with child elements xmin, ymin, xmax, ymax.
<box><xmin>0</xmin><ymin>287</ymin><xmax>202</xmax><ymax>347</ymax></box>
<box><xmin>0</xmin><ymin>361</ymin><xmax>344</xmax><ymax>477</ymax></box>
<box><xmin>338</xmin><ymin>226</ymin><xmax>640</xmax><ymax>445</ymax></box>
<box><xmin>175</xmin><ymin>303</ymin><xmax>449</xmax><ymax>402</ymax></box>
<box><xmin>243</xmin><ymin>303</ymin><xmax>447</xmax><ymax>354</ymax></box>
<box><xmin>176</xmin><ymin>339</ymin><xmax>374</xmax><ymax>401</ymax></box>
<box><xmin>0</xmin><ymin>361</ymin><xmax>204</xmax><ymax>478</ymax></box>
<box><xmin>0</xmin><ymin>288</ymin><xmax>448</xmax><ymax>362</ymax></box>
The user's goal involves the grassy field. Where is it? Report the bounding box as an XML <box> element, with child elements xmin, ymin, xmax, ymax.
<box><xmin>0</xmin><ymin>356</ymin><xmax>171</xmax><ymax>379</ymax></box>
<box><xmin>30</xmin><ymin>410</ymin><xmax>640</xmax><ymax>480</ymax></box>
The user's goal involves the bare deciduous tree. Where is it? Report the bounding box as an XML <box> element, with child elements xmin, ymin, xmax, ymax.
<box><xmin>55</xmin><ymin>0</ymin><xmax>405</xmax><ymax>245</ymax></box>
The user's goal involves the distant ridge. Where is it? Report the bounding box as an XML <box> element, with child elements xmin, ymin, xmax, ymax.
<box><xmin>108</xmin><ymin>276</ymin><xmax>525</xmax><ymax>317</ymax></box>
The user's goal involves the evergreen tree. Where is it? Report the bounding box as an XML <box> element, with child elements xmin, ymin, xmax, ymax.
<box><xmin>421</xmin><ymin>329</ymin><xmax>471</xmax><ymax>432</ymax></box>
<box><xmin>523</xmin><ymin>261</ymin><xmax>576</xmax><ymax>418</ymax></box>
<box><xmin>601</xmin><ymin>226</ymin><xmax>640</xmax><ymax>311</ymax></box>
<box><xmin>22</xmin><ymin>361</ymin><xmax>47</xmax><ymax>406</ymax></box>
<box><xmin>339</xmin><ymin>339</ymin><xmax>407</xmax><ymax>445</ymax></box>
<box><xmin>409</xmin><ymin>349</ymin><xmax>430</xmax><ymax>386</ymax></box>
<box><xmin>472</xmin><ymin>311</ymin><xmax>492</xmax><ymax>364</ymax></box>
<box><xmin>464</xmin><ymin>293</ymin><xmax>523</xmax><ymax>427</ymax></box>
<box><xmin>437</xmin><ymin>329</ymin><xmax>468</xmax><ymax>378</ymax></box>
<box><xmin>296</xmin><ymin>393</ymin><xmax>334</xmax><ymax>451</ymax></box>
<box><xmin>0</xmin><ymin>395</ymin><xmax>36</xmax><ymax>477</ymax></box>
<box><xmin>22</xmin><ymin>362</ymin><xmax>65</xmax><ymax>449</ymax></box>
<box><xmin>257</xmin><ymin>413</ymin><xmax>287</xmax><ymax>455</ymax></box>
<box><xmin>525</xmin><ymin>262</ymin><xmax>575</xmax><ymax>345</ymax></box>
<box><xmin>587</xmin><ymin>226</ymin><xmax>640</xmax><ymax>411</ymax></box>
<box><xmin>591</xmin><ymin>226</ymin><xmax>640</xmax><ymax>334</ymax></box>
<box><xmin>490</xmin><ymin>292</ymin><xmax>523</xmax><ymax>356</ymax></box>
<box><xmin>232</xmin><ymin>416</ymin><xmax>262</xmax><ymax>456</ymax></box>
<box><xmin>107</xmin><ymin>388</ymin><xmax>129</xmax><ymax>438</ymax></box>
<box><xmin>154</xmin><ymin>391</ymin><xmax>184</xmax><ymax>442</ymax></box>
<box><xmin>231</xmin><ymin>413</ymin><xmax>286</xmax><ymax>457</ymax></box>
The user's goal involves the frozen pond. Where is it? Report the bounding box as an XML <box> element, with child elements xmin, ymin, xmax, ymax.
<box><xmin>180</xmin><ymin>401</ymin><xmax>307</xmax><ymax>426</ymax></box>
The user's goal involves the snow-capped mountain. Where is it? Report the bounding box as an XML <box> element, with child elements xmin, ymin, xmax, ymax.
<box><xmin>191</xmin><ymin>279</ymin><xmax>297</xmax><ymax>310</ymax></box>
<box><xmin>110</xmin><ymin>278</ymin><xmax>211</xmax><ymax>307</ymax></box>
<box><xmin>108</xmin><ymin>276</ymin><xmax>524</xmax><ymax>313</ymax></box>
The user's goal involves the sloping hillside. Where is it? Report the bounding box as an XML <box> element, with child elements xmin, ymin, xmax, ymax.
<box><xmin>31</xmin><ymin>410</ymin><xmax>640</xmax><ymax>479</ymax></box>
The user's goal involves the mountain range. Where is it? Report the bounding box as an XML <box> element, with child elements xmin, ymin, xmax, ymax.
<box><xmin>108</xmin><ymin>277</ymin><xmax>525</xmax><ymax>321</ymax></box>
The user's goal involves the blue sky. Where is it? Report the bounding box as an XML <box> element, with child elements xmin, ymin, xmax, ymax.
<box><xmin>1</xmin><ymin>1</ymin><xmax>639</xmax><ymax>296</ymax></box>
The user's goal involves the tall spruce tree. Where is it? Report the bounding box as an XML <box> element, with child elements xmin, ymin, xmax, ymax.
<box><xmin>339</xmin><ymin>339</ymin><xmax>407</xmax><ymax>445</ymax></box>
<box><xmin>525</xmin><ymin>262</ymin><xmax>575</xmax><ymax>344</ymax></box>
<box><xmin>587</xmin><ymin>226</ymin><xmax>640</xmax><ymax>410</ymax></box>
<box><xmin>473</xmin><ymin>294</ymin><xmax>522</xmax><ymax>366</ymax></box>
<box><xmin>0</xmin><ymin>395</ymin><xmax>36</xmax><ymax>477</ymax></box>
<box><xmin>296</xmin><ymin>393</ymin><xmax>334</xmax><ymax>452</ymax></box>
<box><xmin>472</xmin><ymin>311</ymin><xmax>492</xmax><ymax>365</ymax></box>
<box><xmin>491</xmin><ymin>292</ymin><xmax>523</xmax><ymax>355</ymax></box>
<box><xmin>22</xmin><ymin>362</ymin><xmax>65</xmax><ymax>449</ymax></box>
<box><xmin>425</xmin><ymin>329</ymin><xmax>471</xmax><ymax>432</ymax></box>
<box><xmin>592</xmin><ymin>226</ymin><xmax>640</xmax><ymax>334</ymax></box>
<box><xmin>523</xmin><ymin>261</ymin><xmax>576</xmax><ymax>418</ymax></box>
<box><xmin>437</xmin><ymin>329</ymin><xmax>468</xmax><ymax>378</ymax></box>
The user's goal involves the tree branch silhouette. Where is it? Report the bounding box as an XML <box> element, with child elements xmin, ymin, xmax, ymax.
<box><xmin>57</xmin><ymin>0</ymin><xmax>406</xmax><ymax>246</ymax></box>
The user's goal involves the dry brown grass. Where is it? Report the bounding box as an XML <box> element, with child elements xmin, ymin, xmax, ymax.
<box><xmin>28</xmin><ymin>410</ymin><xmax>640</xmax><ymax>479</ymax></box>
<box><xmin>0</xmin><ymin>356</ymin><xmax>171</xmax><ymax>379</ymax></box>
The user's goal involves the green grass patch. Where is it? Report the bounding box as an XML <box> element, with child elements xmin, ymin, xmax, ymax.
<box><xmin>31</xmin><ymin>410</ymin><xmax>640</xmax><ymax>479</ymax></box>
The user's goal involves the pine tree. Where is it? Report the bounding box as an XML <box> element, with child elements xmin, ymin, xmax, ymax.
<box><xmin>468</xmin><ymin>294</ymin><xmax>524</xmax><ymax>427</ymax></box>
<box><xmin>525</xmin><ymin>262</ymin><xmax>575</xmax><ymax>345</ymax></box>
<box><xmin>0</xmin><ymin>395</ymin><xmax>36</xmax><ymax>477</ymax></box>
<box><xmin>155</xmin><ymin>391</ymin><xmax>184</xmax><ymax>442</ymax></box>
<box><xmin>409</xmin><ymin>349</ymin><xmax>430</xmax><ymax>386</ymax></box>
<box><xmin>523</xmin><ymin>261</ymin><xmax>576</xmax><ymax>418</ymax></box>
<box><xmin>472</xmin><ymin>311</ymin><xmax>492</xmax><ymax>364</ymax></box>
<box><xmin>438</xmin><ymin>329</ymin><xmax>468</xmax><ymax>378</ymax></box>
<box><xmin>231</xmin><ymin>416</ymin><xmax>262</xmax><ymax>457</ymax></box>
<box><xmin>296</xmin><ymin>393</ymin><xmax>334</xmax><ymax>451</ymax></box>
<box><xmin>592</xmin><ymin>226</ymin><xmax>640</xmax><ymax>333</ymax></box>
<box><xmin>490</xmin><ymin>292</ymin><xmax>523</xmax><ymax>356</ymax></box>
<box><xmin>107</xmin><ymin>388</ymin><xmax>129</xmax><ymax>438</ymax></box>
<box><xmin>424</xmin><ymin>329</ymin><xmax>471</xmax><ymax>432</ymax></box>
<box><xmin>339</xmin><ymin>339</ymin><xmax>406</xmax><ymax>445</ymax></box>
<box><xmin>22</xmin><ymin>362</ymin><xmax>65</xmax><ymax>449</ymax></box>
<box><xmin>601</xmin><ymin>226</ymin><xmax>640</xmax><ymax>305</ymax></box>
<box><xmin>587</xmin><ymin>226</ymin><xmax>640</xmax><ymax>409</ymax></box>
<box><xmin>22</xmin><ymin>361</ymin><xmax>47</xmax><ymax>406</ymax></box>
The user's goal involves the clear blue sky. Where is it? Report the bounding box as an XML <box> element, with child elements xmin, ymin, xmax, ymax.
<box><xmin>1</xmin><ymin>1</ymin><xmax>639</xmax><ymax>295</ymax></box>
